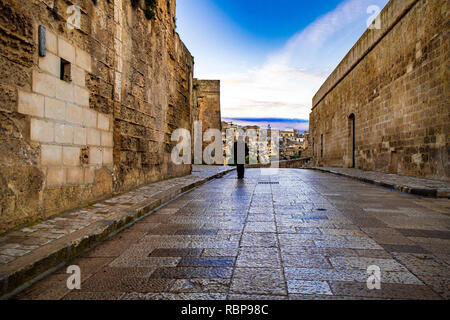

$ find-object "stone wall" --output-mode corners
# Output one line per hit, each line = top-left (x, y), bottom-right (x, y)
(193, 79), (221, 138)
(0, 0), (194, 234)
(309, 0), (449, 181)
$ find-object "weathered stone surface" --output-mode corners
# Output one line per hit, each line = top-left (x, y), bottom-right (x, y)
(10, 168), (450, 300)
(313, 167), (450, 198)
(0, 166), (235, 299)
(0, 0), (195, 234)
(309, 0), (449, 181)
(192, 79), (221, 159)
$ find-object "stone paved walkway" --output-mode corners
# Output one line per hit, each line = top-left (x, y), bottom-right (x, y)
(0, 165), (234, 298)
(15, 169), (450, 300)
(313, 167), (450, 198)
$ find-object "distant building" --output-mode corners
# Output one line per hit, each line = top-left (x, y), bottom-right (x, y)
(193, 79), (221, 151)
(279, 129), (308, 160)
(221, 122), (282, 164)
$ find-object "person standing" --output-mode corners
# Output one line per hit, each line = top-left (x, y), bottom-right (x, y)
(232, 136), (249, 179)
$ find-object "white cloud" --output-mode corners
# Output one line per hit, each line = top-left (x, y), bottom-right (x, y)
(271, 0), (373, 66)
(218, 0), (388, 120)
(220, 64), (323, 119)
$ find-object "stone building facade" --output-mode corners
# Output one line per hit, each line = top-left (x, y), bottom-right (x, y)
(193, 79), (221, 131)
(0, 0), (194, 234)
(192, 79), (221, 155)
(309, 0), (449, 181)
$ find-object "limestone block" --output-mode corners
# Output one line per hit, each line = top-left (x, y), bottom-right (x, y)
(62, 146), (81, 166)
(44, 97), (65, 121)
(46, 29), (57, 54)
(83, 108), (97, 128)
(41, 144), (62, 166)
(87, 128), (101, 146)
(67, 167), (84, 184)
(38, 52), (60, 77)
(97, 113), (110, 131)
(66, 103), (83, 125)
(74, 86), (89, 107)
(18, 90), (44, 117)
(55, 124), (74, 144)
(84, 166), (95, 184)
(30, 118), (54, 143)
(58, 38), (75, 63)
(103, 147), (113, 164)
(47, 167), (66, 187)
(72, 66), (85, 87)
(101, 131), (113, 147)
(55, 80), (74, 102)
(89, 147), (103, 165)
(32, 70), (56, 97)
(73, 127), (87, 145)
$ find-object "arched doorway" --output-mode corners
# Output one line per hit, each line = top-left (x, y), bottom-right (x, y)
(348, 114), (355, 168)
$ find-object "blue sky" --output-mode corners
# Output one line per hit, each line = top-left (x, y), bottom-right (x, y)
(176, 0), (389, 127)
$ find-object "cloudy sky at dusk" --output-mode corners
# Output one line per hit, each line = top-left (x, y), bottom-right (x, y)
(176, 0), (389, 128)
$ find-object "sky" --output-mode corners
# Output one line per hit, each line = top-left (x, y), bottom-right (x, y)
(176, 0), (389, 130)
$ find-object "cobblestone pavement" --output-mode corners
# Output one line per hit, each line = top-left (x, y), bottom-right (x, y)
(313, 167), (450, 197)
(16, 169), (450, 300)
(0, 165), (233, 267)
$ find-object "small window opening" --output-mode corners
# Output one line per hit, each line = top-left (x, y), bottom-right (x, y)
(60, 58), (72, 82)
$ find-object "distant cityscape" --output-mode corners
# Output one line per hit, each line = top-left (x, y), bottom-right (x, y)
(222, 118), (309, 132)
(221, 120), (309, 162)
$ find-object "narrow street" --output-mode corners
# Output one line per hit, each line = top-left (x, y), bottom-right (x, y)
(17, 169), (450, 300)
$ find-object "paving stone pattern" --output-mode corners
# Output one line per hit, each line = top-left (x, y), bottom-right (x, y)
(0, 166), (234, 296)
(15, 169), (450, 300)
(313, 167), (450, 198)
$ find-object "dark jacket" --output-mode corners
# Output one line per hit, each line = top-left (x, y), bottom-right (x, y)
(232, 141), (249, 165)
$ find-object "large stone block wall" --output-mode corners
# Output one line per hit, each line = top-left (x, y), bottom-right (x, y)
(194, 79), (221, 134)
(0, 0), (194, 234)
(192, 79), (221, 163)
(309, 0), (449, 181)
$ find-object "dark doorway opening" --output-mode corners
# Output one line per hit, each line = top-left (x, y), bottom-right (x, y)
(320, 134), (323, 158)
(349, 114), (355, 168)
(320, 134), (324, 159)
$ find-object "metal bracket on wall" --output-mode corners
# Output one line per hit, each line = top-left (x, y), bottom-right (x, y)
(38, 25), (46, 57)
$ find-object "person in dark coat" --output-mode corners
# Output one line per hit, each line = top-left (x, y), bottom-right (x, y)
(232, 136), (249, 179)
